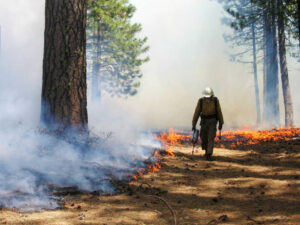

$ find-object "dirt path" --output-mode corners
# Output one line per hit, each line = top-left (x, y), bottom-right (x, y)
(0, 143), (299, 225)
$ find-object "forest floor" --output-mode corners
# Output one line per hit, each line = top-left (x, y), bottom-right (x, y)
(0, 140), (299, 225)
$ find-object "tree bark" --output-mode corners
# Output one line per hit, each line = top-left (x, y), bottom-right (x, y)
(263, 14), (268, 125)
(250, 4), (261, 126)
(263, 0), (280, 127)
(41, 0), (88, 131)
(92, 20), (101, 101)
(277, 0), (294, 127)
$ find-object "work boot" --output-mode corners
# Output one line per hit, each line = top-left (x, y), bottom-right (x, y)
(205, 153), (213, 161)
(204, 154), (209, 161)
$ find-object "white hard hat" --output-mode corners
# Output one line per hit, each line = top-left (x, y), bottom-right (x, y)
(202, 87), (214, 98)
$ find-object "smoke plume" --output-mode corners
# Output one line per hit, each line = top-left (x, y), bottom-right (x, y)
(0, 0), (160, 211)
(0, 0), (299, 210)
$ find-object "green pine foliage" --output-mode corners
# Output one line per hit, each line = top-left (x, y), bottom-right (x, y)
(87, 0), (149, 97)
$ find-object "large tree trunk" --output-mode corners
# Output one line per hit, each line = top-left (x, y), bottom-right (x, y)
(277, 0), (294, 127)
(92, 21), (101, 101)
(250, 4), (261, 126)
(41, 0), (88, 131)
(263, 0), (280, 127)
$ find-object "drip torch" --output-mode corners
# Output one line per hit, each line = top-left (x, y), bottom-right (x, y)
(218, 130), (222, 147)
(192, 129), (199, 155)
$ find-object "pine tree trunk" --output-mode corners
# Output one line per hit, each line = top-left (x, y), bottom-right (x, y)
(250, 5), (261, 126)
(92, 21), (101, 101)
(270, 0), (280, 126)
(277, 0), (294, 127)
(263, 15), (268, 124)
(263, 0), (280, 127)
(41, 0), (88, 131)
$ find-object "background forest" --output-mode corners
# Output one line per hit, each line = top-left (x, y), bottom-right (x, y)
(0, 0), (299, 222)
(0, 0), (299, 130)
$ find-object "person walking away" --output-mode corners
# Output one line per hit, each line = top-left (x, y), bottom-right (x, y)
(192, 87), (224, 160)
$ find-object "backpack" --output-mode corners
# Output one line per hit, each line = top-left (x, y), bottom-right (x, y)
(200, 97), (218, 120)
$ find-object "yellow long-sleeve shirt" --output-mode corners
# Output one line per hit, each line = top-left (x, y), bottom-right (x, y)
(192, 97), (224, 128)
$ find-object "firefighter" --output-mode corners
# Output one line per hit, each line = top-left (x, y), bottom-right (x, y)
(192, 87), (224, 161)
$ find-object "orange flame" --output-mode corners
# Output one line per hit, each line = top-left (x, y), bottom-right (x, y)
(155, 127), (190, 157)
(137, 171), (143, 177)
(147, 163), (162, 173)
(157, 127), (299, 148)
(219, 127), (300, 146)
(130, 127), (299, 183)
(165, 148), (175, 157)
(156, 127), (189, 146)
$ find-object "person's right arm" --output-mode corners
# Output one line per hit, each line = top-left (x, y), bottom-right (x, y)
(192, 99), (201, 130)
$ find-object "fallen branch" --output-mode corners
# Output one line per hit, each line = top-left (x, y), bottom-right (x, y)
(148, 195), (177, 225)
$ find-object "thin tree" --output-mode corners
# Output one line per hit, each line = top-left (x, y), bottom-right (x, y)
(221, 0), (296, 127)
(221, 0), (283, 127)
(250, 2), (261, 125)
(220, 0), (263, 125)
(262, 0), (280, 127)
(41, 0), (88, 131)
(277, 0), (294, 127)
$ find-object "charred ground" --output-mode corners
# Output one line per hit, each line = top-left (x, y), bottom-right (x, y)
(0, 130), (299, 225)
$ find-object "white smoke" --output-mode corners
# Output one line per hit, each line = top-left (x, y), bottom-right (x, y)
(0, 0), (161, 211)
(0, 119), (160, 210)
(2, 0), (298, 211)
(0, 84), (161, 210)
(0, 54), (160, 210)
(0, 69), (161, 211)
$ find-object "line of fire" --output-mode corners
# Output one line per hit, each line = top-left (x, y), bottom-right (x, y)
(0, 0), (299, 224)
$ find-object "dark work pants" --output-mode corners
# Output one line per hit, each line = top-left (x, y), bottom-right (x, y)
(200, 118), (217, 155)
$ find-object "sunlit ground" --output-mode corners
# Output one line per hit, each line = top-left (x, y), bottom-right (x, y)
(0, 139), (299, 225)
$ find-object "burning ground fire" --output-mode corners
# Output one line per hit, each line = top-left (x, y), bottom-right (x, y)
(155, 127), (300, 149)
(131, 163), (163, 181)
(127, 126), (298, 181)
(219, 127), (300, 148)
(2, 126), (298, 211)
(129, 128), (182, 182)
(157, 127), (190, 146)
